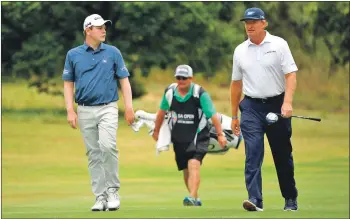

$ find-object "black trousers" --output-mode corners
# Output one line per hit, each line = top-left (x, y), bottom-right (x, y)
(239, 94), (298, 201)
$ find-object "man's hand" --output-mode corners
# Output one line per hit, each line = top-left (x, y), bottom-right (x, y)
(231, 118), (240, 136)
(124, 107), (135, 125)
(281, 102), (293, 118)
(152, 130), (159, 141)
(67, 110), (78, 129)
(218, 135), (227, 148)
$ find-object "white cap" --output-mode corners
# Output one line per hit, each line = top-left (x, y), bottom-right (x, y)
(83, 14), (112, 30)
(174, 64), (193, 78)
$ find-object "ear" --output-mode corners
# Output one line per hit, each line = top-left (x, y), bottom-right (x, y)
(264, 20), (269, 28)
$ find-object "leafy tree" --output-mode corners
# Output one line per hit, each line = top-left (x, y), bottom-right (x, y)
(1, 1), (349, 97)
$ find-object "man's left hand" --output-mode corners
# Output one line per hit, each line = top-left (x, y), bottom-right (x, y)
(218, 135), (227, 148)
(125, 107), (135, 125)
(281, 102), (293, 118)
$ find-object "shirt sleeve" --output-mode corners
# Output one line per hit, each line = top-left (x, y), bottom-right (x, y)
(115, 48), (130, 78)
(231, 49), (243, 81)
(199, 92), (216, 118)
(62, 51), (74, 81)
(159, 93), (170, 110)
(280, 40), (298, 74)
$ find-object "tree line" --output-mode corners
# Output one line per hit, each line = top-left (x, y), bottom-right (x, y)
(2, 2), (349, 97)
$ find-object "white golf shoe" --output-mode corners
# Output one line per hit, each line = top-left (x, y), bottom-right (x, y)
(106, 187), (120, 211)
(91, 195), (107, 211)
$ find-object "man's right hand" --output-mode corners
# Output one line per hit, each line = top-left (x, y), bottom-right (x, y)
(67, 110), (78, 129)
(152, 130), (159, 141)
(231, 118), (240, 136)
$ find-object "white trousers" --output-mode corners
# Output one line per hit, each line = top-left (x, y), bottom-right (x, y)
(77, 101), (119, 197)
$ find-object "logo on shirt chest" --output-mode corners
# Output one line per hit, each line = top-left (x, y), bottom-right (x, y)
(264, 50), (276, 55)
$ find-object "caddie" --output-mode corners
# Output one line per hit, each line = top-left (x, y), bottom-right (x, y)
(152, 64), (227, 206)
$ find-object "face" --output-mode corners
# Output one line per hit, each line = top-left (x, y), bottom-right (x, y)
(244, 20), (267, 38)
(176, 76), (192, 90)
(86, 24), (107, 42)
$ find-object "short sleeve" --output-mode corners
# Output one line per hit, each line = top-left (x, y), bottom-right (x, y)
(115, 48), (130, 78)
(231, 49), (243, 81)
(199, 92), (216, 118)
(62, 51), (74, 81)
(280, 40), (298, 74)
(159, 93), (170, 110)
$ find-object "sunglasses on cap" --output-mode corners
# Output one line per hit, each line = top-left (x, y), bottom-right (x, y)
(175, 76), (189, 81)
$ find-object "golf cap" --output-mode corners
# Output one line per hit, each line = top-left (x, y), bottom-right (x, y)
(240, 8), (266, 21)
(83, 14), (111, 30)
(174, 65), (193, 78)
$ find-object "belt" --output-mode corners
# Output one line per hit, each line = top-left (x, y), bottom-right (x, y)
(78, 102), (110, 106)
(245, 93), (284, 103)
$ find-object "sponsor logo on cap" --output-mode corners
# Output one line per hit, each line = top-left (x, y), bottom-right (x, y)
(85, 22), (91, 28)
(177, 67), (188, 73)
(247, 11), (254, 15)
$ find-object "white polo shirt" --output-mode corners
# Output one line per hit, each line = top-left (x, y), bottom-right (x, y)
(231, 31), (298, 98)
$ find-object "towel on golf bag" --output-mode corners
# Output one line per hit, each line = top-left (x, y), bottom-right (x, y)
(132, 110), (242, 155)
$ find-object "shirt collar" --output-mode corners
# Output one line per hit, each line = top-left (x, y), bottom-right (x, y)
(247, 31), (272, 47)
(83, 42), (106, 51)
(174, 83), (194, 99)
(83, 42), (90, 51)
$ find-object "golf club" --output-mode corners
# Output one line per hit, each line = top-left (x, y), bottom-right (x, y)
(275, 113), (321, 122)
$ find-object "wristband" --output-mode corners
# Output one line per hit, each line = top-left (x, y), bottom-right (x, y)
(232, 116), (238, 120)
(217, 132), (224, 137)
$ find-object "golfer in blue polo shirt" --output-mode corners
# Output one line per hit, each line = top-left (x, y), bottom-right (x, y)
(231, 8), (299, 212)
(62, 14), (134, 212)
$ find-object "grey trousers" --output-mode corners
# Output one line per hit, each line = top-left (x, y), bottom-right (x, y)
(77, 102), (119, 197)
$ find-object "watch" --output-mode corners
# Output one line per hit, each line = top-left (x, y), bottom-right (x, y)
(232, 116), (238, 120)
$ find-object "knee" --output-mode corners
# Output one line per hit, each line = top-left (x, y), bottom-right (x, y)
(99, 140), (117, 153)
(86, 148), (101, 163)
(188, 159), (201, 170)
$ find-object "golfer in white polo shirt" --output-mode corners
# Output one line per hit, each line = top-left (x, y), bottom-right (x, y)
(230, 7), (299, 212)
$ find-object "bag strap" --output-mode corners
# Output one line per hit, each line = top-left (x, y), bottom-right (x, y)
(165, 83), (204, 109)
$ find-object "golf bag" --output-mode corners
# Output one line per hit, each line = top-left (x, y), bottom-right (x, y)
(132, 110), (242, 155)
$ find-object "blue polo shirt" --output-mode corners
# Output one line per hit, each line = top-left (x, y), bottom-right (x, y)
(62, 42), (129, 105)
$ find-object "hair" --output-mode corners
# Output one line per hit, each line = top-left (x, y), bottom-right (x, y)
(83, 26), (93, 39)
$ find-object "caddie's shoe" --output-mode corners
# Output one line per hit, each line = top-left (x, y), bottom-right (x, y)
(284, 198), (298, 211)
(91, 195), (107, 211)
(106, 187), (120, 211)
(195, 198), (202, 206)
(243, 198), (263, 211)
(183, 197), (196, 206)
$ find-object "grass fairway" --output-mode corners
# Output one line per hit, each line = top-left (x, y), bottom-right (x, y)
(2, 110), (349, 218)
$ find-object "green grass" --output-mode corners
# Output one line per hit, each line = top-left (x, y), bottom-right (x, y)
(2, 111), (349, 218)
(1, 81), (349, 218)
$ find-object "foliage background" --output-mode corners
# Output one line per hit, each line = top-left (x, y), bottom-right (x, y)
(1, 2), (349, 111)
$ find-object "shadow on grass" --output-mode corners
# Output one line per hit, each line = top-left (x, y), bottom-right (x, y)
(1, 108), (126, 123)
(2, 108), (67, 115)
